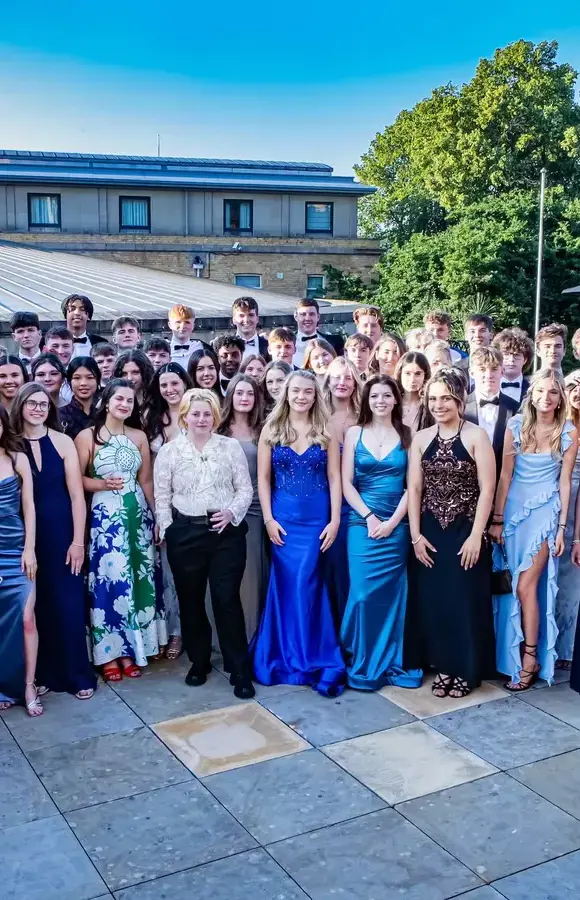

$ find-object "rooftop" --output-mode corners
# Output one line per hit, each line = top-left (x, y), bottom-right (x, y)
(0, 149), (375, 196)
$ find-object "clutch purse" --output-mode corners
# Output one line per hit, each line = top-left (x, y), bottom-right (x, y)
(491, 545), (512, 595)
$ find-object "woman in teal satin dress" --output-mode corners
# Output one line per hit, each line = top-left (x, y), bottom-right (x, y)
(341, 375), (422, 690)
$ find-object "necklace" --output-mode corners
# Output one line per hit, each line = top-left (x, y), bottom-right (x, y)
(369, 425), (393, 449)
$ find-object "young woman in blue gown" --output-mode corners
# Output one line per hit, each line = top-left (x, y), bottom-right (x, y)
(252, 370), (346, 696)
(341, 374), (422, 690)
(490, 370), (577, 690)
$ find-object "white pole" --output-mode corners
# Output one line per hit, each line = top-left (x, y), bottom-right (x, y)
(534, 168), (547, 371)
(157, 134), (161, 157)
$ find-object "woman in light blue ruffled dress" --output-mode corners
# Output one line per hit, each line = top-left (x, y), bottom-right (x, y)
(490, 370), (577, 691)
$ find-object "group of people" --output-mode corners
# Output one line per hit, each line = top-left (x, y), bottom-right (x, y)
(2, 292), (580, 717)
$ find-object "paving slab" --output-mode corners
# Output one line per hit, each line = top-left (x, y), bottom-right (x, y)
(509, 749), (580, 820)
(204, 747), (385, 843)
(1, 686), (141, 752)
(268, 808), (481, 900)
(323, 720), (496, 804)
(261, 686), (414, 746)
(381, 676), (506, 719)
(455, 890), (506, 899)
(113, 849), (309, 899)
(493, 849), (580, 899)
(0, 815), (107, 900)
(28, 726), (193, 811)
(0, 750), (57, 828)
(428, 696), (580, 769)
(398, 773), (580, 882)
(518, 682), (580, 729)
(153, 701), (309, 776)
(65, 780), (256, 891)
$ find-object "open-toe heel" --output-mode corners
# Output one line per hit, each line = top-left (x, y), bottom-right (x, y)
(448, 677), (471, 699)
(505, 643), (540, 693)
(432, 674), (453, 698)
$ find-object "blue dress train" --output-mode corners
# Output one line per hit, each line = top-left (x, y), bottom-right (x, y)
(251, 443), (346, 696)
(494, 415), (574, 685)
(0, 474), (32, 704)
(341, 432), (421, 690)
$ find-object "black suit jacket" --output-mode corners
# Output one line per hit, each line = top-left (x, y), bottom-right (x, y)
(464, 391), (520, 481)
(294, 330), (344, 356)
(499, 376), (530, 409)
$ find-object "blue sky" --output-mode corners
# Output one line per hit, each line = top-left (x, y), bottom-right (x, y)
(1, 1), (580, 174)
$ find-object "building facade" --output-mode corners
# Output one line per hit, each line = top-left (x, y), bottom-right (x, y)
(0, 150), (379, 297)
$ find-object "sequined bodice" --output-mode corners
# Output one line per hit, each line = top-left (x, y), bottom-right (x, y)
(421, 430), (479, 528)
(271, 443), (329, 498)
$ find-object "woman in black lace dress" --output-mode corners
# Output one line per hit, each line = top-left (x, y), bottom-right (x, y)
(407, 369), (496, 697)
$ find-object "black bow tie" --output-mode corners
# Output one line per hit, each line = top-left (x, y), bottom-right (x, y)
(220, 378), (230, 391)
(300, 334), (317, 342)
(479, 397), (500, 407)
(73, 336), (88, 344)
(244, 336), (257, 345)
(501, 381), (520, 389)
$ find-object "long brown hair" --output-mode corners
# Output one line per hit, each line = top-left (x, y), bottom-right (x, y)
(368, 332), (405, 375)
(357, 374), (411, 449)
(10, 382), (62, 435)
(0, 403), (24, 455)
(218, 373), (264, 442)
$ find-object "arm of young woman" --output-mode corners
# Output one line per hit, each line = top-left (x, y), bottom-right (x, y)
(152, 443), (174, 541)
(556, 427), (578, 558)
(59, 434), (87, 575)
(135, 432), (155, 512)
(258, 429), (285, 546)
(488, 426), (516, 546)
(408, 432), (436, 567)
(320, 432), (341, 552)
(74, 430), (124, 493)
(458, 427), (495, 570)
(342, 426), (379, 538)
(15, 452), (36, 580)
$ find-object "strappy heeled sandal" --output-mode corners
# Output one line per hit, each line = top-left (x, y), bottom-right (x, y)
(505, 643), (540, 692)
(449, 677), (471, 699)
(166, 636), (182, 660)
(432, 674), (453, 697)
(25, 682), (44, 717)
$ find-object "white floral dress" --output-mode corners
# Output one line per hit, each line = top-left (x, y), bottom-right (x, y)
(89, 433), (167, 666)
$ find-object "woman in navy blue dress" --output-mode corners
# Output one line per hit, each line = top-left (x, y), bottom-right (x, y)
(252, 370), (345, 696)
(12, 384), (96, 699)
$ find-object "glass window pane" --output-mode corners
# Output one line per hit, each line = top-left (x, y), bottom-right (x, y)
(234, 274), (261, 288)
(120, 198), (149, 228)
(29, 195), (60, 226)
(306, 275), (325, 299)
(225, 200), (252, 232)
(306, 203), (332, 232)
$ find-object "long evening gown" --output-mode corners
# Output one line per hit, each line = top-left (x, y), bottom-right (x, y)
(25, 434), (96, 694)
(341, 432), (422, 690)
(494, 416), (574, 685)
(323, 443), (350, 627)
(555, 446), (580, 662)
(408, 425), (495, 687)
(251, 443), (346, 696)
(88, 433), (167, 667)
(151, 434), (181, 640)
(0, 473), (32, 704)
(237, 439), (268, 642)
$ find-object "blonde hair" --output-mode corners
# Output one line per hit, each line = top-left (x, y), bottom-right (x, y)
(470, 346), (503, 370)
(303, 338), (336, 371)
(169, 304), (195, 322)
(519, 369), (568, 457)
(322, 357), (362, 416)
(264, 370), (331, 448)
(565, 370), (580, 429)
(424, 339), (452, 365)
(178, 388), (221, 430)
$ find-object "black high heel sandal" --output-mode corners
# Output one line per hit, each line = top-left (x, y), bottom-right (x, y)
(448, 677), (471, 699)
(505, 643), (540, 692)
(432, 674), (453, 697)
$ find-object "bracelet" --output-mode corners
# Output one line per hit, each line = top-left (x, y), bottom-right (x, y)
(572, 539), (580, 545)
(363, 510), (373, 520)
(411, 535), (422, 545)
(72, 542), (85, 548)
(264, 518), (274, 527)
(559, 524), (566, 530)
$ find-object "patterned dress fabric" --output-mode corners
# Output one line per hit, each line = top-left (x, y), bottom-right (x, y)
(88, 433), (167, 666)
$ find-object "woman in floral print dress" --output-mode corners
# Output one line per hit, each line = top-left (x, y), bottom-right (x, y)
(76, 378), (167, 681)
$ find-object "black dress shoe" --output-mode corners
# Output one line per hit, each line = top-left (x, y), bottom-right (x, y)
(232, 677), (255, 699)
(185, 664), (211, 687)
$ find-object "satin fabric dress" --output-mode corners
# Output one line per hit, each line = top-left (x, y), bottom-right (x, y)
(494, 416), (574, 685)
(251, 443), (346, 696)
(237, 439), (268, 642)
(555, 447), (580, 662)
(0, 474), (32, 704)
(323, 443), (350, 628)
(340, 432), (422, 690)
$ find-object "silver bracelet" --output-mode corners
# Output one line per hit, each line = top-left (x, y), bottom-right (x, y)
(411, 535), (422, 545)
(572, 539), (580, 545)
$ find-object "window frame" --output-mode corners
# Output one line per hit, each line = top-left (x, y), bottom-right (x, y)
(224, 199), (254, 235)
(27, 193), (62, 230)
(119, 195), (151, 232)
(306, 274), (326, 300)
(234, 274), (262, 289)
(305, 201), (334, 235)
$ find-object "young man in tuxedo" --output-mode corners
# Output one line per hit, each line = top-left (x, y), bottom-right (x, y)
(492, 328), (533, 408)
(10, 311), (43, 371)
(464, 347), (519, 480)
(268, 328), (299, 368)
(214, 334), (244, 395)
(168, 305), (210, 370)
(352, 306), (383, 346)
(61, 294), (107, 359)
(293, 298), (344, 367)
(232, 296), (268, 360)
(535, 322), (567, 374)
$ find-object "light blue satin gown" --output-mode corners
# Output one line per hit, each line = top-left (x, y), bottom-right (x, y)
(494, 415), (575, 685)
(340, 430), (422, 690)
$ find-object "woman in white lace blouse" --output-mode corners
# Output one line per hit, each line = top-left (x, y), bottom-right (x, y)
(153, 388), (255, 699)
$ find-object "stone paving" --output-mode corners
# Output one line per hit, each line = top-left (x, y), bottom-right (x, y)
(2, 656), (580, 899)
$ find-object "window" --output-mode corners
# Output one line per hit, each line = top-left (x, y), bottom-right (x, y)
(224, 200), (253, 234)
(27, 194), (61, 229)
(234, 274), (262, 289)
(305, 202), (333, 234)
(119, 196), (151, 231)
(306, 275), (326, 299)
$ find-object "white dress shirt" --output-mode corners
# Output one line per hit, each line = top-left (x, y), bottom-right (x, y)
(477, 393), (500, 443)
(154, 432), (252, 539)
(293, 331), (320, 368)
(59, 381), (73, 406)
(170, 339), (204, 371)
(71, 333), (94, 359)
(238, 332), (260, 360)
(18, 348), (41, 372)
(500, 378), (522, 404)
